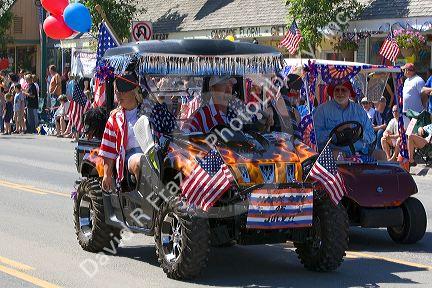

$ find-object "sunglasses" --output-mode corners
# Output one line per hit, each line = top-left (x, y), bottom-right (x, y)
(392, 110), (398, 113)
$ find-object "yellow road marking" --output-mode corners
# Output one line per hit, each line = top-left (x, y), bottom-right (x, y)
(346, 251), (432, 270)
(0, 180), (69, 198)
(0, 264), (61, 288)
(0, 256), (34, 271)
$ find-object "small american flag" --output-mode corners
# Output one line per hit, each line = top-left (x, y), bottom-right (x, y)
(181, 149), (234, 211)
(68, 82), (91, 132)
(379, 31), (400, 62)
(279, 20), (303, 55)
(150, 103), (178, 134)
(308, 144), (346, 205)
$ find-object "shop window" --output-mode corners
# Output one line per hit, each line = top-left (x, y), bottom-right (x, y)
(13, 16), (23, 34)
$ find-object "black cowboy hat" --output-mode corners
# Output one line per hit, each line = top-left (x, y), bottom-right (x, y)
(115, 72), (139, 92)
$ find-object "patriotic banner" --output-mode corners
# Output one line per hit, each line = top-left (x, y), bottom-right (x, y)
(379, 31), (400, 63)
(181, 149), (234, 211)
(279, 20), (303, 55)
(298, 114), (317, 151)
(246, 187), (313, 229)
(308, 143), (346, 205)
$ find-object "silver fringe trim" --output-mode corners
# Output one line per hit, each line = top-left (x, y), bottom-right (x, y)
(105, 53), (283, 75)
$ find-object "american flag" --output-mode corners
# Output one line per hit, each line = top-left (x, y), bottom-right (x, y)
(93, 22), (119, 108)
(183, 101), (226, 133)
(379, 31), (400, 62)
(68, 82), (91, 132)
(181, 149), (234, 211)
(299, 114), (317, 151)
(150, 103), (178, 135)
(279, 20), (303, 55)
(308, 144), (346, 205)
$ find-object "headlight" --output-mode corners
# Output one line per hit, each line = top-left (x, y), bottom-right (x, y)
(302, 156), (317, 181)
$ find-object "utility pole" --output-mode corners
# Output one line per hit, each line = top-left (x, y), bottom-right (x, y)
(35, 0), (47, 103)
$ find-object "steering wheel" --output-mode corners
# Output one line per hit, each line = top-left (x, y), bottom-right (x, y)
(329, 121), (363, 155)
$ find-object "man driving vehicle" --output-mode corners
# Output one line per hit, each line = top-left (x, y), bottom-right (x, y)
(184, 76), (237, 133)
(314, 79), (376, 155)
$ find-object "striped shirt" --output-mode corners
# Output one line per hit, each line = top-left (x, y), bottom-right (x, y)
(99, 108), (128, 181)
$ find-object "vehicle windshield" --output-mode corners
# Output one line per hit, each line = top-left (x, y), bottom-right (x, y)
(143, 75), (297, 135)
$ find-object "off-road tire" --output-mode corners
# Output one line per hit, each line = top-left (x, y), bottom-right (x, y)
(387, 197), (427, 244)
(73, 178), (121, 253)
(155, 196), (210, 279)
(294, 194), (349, 272)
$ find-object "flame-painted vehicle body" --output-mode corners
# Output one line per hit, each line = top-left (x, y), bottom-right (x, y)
(284, 58), (426, 244)
(73, 40), (349, 280)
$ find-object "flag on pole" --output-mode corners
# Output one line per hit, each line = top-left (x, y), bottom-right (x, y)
(181, 149), (234, 211)
(308, 144), (346, 205)
(93, 22), (119, 108)
(279, 20), (303, 55)
(379, 31), (400, 62)
(68, 82), (91, 132)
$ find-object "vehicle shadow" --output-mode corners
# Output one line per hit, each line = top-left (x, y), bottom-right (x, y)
(191, 244), (424, 288)
(114, 245), (160, 267)
(349, 227), (432, 253)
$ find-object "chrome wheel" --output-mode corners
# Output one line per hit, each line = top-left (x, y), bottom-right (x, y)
(160, 212), (183, 263)
(79, 195), (93, 237)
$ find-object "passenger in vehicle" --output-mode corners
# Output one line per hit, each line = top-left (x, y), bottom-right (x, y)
(314, 79), (376, 155)
(99, 72), (144, 192)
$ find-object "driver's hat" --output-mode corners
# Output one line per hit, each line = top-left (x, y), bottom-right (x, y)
(209, 76), (237, 87)
(114, 72), (139, 92)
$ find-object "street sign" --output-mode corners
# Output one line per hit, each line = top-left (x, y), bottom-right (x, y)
(131, 21), (153, 41)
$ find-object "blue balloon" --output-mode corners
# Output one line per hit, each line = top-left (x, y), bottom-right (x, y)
(64, 3), (92, 33)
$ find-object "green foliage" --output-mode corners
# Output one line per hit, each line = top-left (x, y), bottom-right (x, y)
(83, 0), (146, 41)
(0, 0), (14, 51)
(286, 0), (364, 53)
(394, 29), (426, 51)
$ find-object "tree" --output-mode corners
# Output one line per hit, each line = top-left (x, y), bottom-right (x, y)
(84, 0), (146, 41)
(286, 0), (364, 55)
(0, 0), (14, 52)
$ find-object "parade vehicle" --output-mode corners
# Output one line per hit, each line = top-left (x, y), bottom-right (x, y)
(73, 39), (350, 280)
(284, 58), (427, 244)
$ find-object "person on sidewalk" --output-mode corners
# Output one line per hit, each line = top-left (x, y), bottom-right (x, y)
(381, 105), (410, 161)
(23, 74), (39, 134)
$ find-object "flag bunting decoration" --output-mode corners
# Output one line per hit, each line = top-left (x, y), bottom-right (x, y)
(279, 20), (303, 55)
(180, 149), (234, 211)
(308, 144), (346, 205)
(395, 72), (409, 169)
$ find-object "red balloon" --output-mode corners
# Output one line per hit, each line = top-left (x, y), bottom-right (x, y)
(43, 15), (74, 40)
(41, 0), (69, 15)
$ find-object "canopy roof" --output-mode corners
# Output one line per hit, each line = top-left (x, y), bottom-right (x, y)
(103, 39), (283, 76)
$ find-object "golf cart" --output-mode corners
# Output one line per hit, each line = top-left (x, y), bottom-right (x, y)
(73, 40), (350, 280)
(284, 58), (427, 244)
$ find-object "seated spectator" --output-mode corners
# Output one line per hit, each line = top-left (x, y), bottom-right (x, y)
(361, 97), (375, 121)
(381, 105), (410, 161)
(407, 122), (432, 167)
(54, 95), (70, 137)
(373, 97), (389, 150)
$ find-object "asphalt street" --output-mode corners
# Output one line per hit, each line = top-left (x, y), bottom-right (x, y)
(0, 134), (431, 288)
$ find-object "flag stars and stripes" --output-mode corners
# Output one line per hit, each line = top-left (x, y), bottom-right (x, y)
(379, 31), (400, 62)
(279, 20), (303, 55)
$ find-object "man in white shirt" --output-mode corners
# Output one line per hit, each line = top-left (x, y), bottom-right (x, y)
(402, 63), (425, 113)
